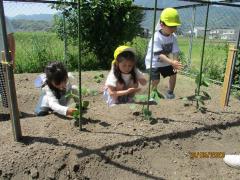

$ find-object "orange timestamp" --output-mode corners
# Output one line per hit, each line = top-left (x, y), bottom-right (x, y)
(190, 152), (225, 159)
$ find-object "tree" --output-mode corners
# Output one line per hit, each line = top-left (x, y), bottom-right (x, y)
(52, 0), (144, 69)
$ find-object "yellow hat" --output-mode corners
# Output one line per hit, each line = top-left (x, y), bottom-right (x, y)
(160, 8), (181, 27)
(112, 45), (136, 64)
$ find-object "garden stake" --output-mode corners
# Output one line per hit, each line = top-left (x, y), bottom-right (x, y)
(147, 0), (157, 112)
(197, 3), (209, 108)
(78, 0), (83, 130)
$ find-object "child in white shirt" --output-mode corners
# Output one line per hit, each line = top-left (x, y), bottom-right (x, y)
(104, 46), (147, 106)
(35, 61), (77, 116)
(145, 8), (182, 99)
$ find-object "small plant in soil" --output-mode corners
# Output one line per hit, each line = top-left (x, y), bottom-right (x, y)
(81, 86), (98, 96)
(181, 73), (211, 112)
(93, 73), (104, 83)
(130, 94), (153, 121)
(149, 88), (164, 103)
(233, 90), (240, 100)
(65, 91), (90, 124)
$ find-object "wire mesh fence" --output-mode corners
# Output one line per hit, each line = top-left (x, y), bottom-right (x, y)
(1, 0), (240, 111)
(139, 2), (240, 89)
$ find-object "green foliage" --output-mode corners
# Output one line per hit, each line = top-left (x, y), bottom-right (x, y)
(195, 73), (210, 88)
(14, 32), (230, 76)
(182, 73), (211, 111)
(15, 32), (64, 73)
(52, 0), (144, 69)
(128, 36), (148, 70)
(93, 73), (104, 83)
(202, 42), (228, 81)
(133, 94), (153, 121)
(178, 37), (228, 82)
(80, 86), (98, 96)
(14, 32), (100, 73)
(149, 88), (164, 103)
(65, 90), (90, 121)
(195, 73), (211, 109)
(178, 51), (188, 71)
(233, 49), (240, 87)
(72, 100), (89, 120)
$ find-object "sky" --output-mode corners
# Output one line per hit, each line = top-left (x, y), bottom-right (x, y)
(4, 0), (240, 17)
(3, 1), (58, 17)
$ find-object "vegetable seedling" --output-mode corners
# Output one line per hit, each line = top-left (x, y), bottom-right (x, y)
(181, 73), (211, 112)
(94, 73), (104, 83)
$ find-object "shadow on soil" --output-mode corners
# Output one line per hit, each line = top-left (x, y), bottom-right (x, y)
(20, 116), (240, 180)
(0, 111), (35, 121)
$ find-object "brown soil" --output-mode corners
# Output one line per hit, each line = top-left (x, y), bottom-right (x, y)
(1, 71), (240, 180)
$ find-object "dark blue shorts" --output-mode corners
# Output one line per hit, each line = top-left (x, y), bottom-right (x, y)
(150, 65), (176, 80)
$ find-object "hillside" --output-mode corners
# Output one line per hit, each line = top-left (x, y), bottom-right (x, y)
(11, 19), (53, 32)
(134, 0), (240, 32)
(9, 14), (53, 22)
(8, 1), (240, 32)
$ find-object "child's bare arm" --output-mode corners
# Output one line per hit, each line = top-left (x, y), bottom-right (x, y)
(159, 54), (182, 70)
(108, 86), (140, 97)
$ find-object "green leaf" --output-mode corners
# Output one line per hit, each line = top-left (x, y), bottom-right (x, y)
(181, 97), (188, 101)
(202, 91), (211, 99)
(150, 89), (164, 103)
(82, 101), (89, 109)
(195, 95), (202, 101)
(89, 89), (98, 96)
(195, 73), (201, 85)
(201, 79), (210, 87)
(143, 107), (152, 119)
(199, 99), (205, 105)
(73, 110), (79, 120)
(134, 94), (148, 102)
(81, 87), (89, 96)
(65, 93), (73, 98)
(95, 79), (101, 83)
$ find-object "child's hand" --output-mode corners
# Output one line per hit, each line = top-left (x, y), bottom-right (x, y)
(172, 60), (182, 72)
(127, 87), (141, 94)
(66, 107), (77, 117)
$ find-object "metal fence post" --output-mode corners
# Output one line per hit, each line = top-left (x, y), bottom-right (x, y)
(188, 6), (196, 69)
(78, 0), (82, 130)
(197, 4), (210, 101)
(146, 0), (158, 112)
(0, 0), (22, 141)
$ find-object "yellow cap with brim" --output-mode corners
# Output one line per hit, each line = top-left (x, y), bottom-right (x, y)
(160, 8), (181, 27)
(112, 45), (136, 64)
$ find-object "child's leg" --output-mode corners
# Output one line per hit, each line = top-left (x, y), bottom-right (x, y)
(159, 66), (177, 99)
(103, 83), (125, 106)
(114, 82), (125, 102)
(168, 74), (176, 92)
(152, 79), (160, 90)
(150, 67), (161, 90)
(35, 93), (50, 116)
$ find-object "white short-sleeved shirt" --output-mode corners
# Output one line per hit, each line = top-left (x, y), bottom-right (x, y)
(145, 30), (180, 69)
(34, 73), (77, 116)
(105, 67), (145, 88)
(0, 17), (15, 61)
